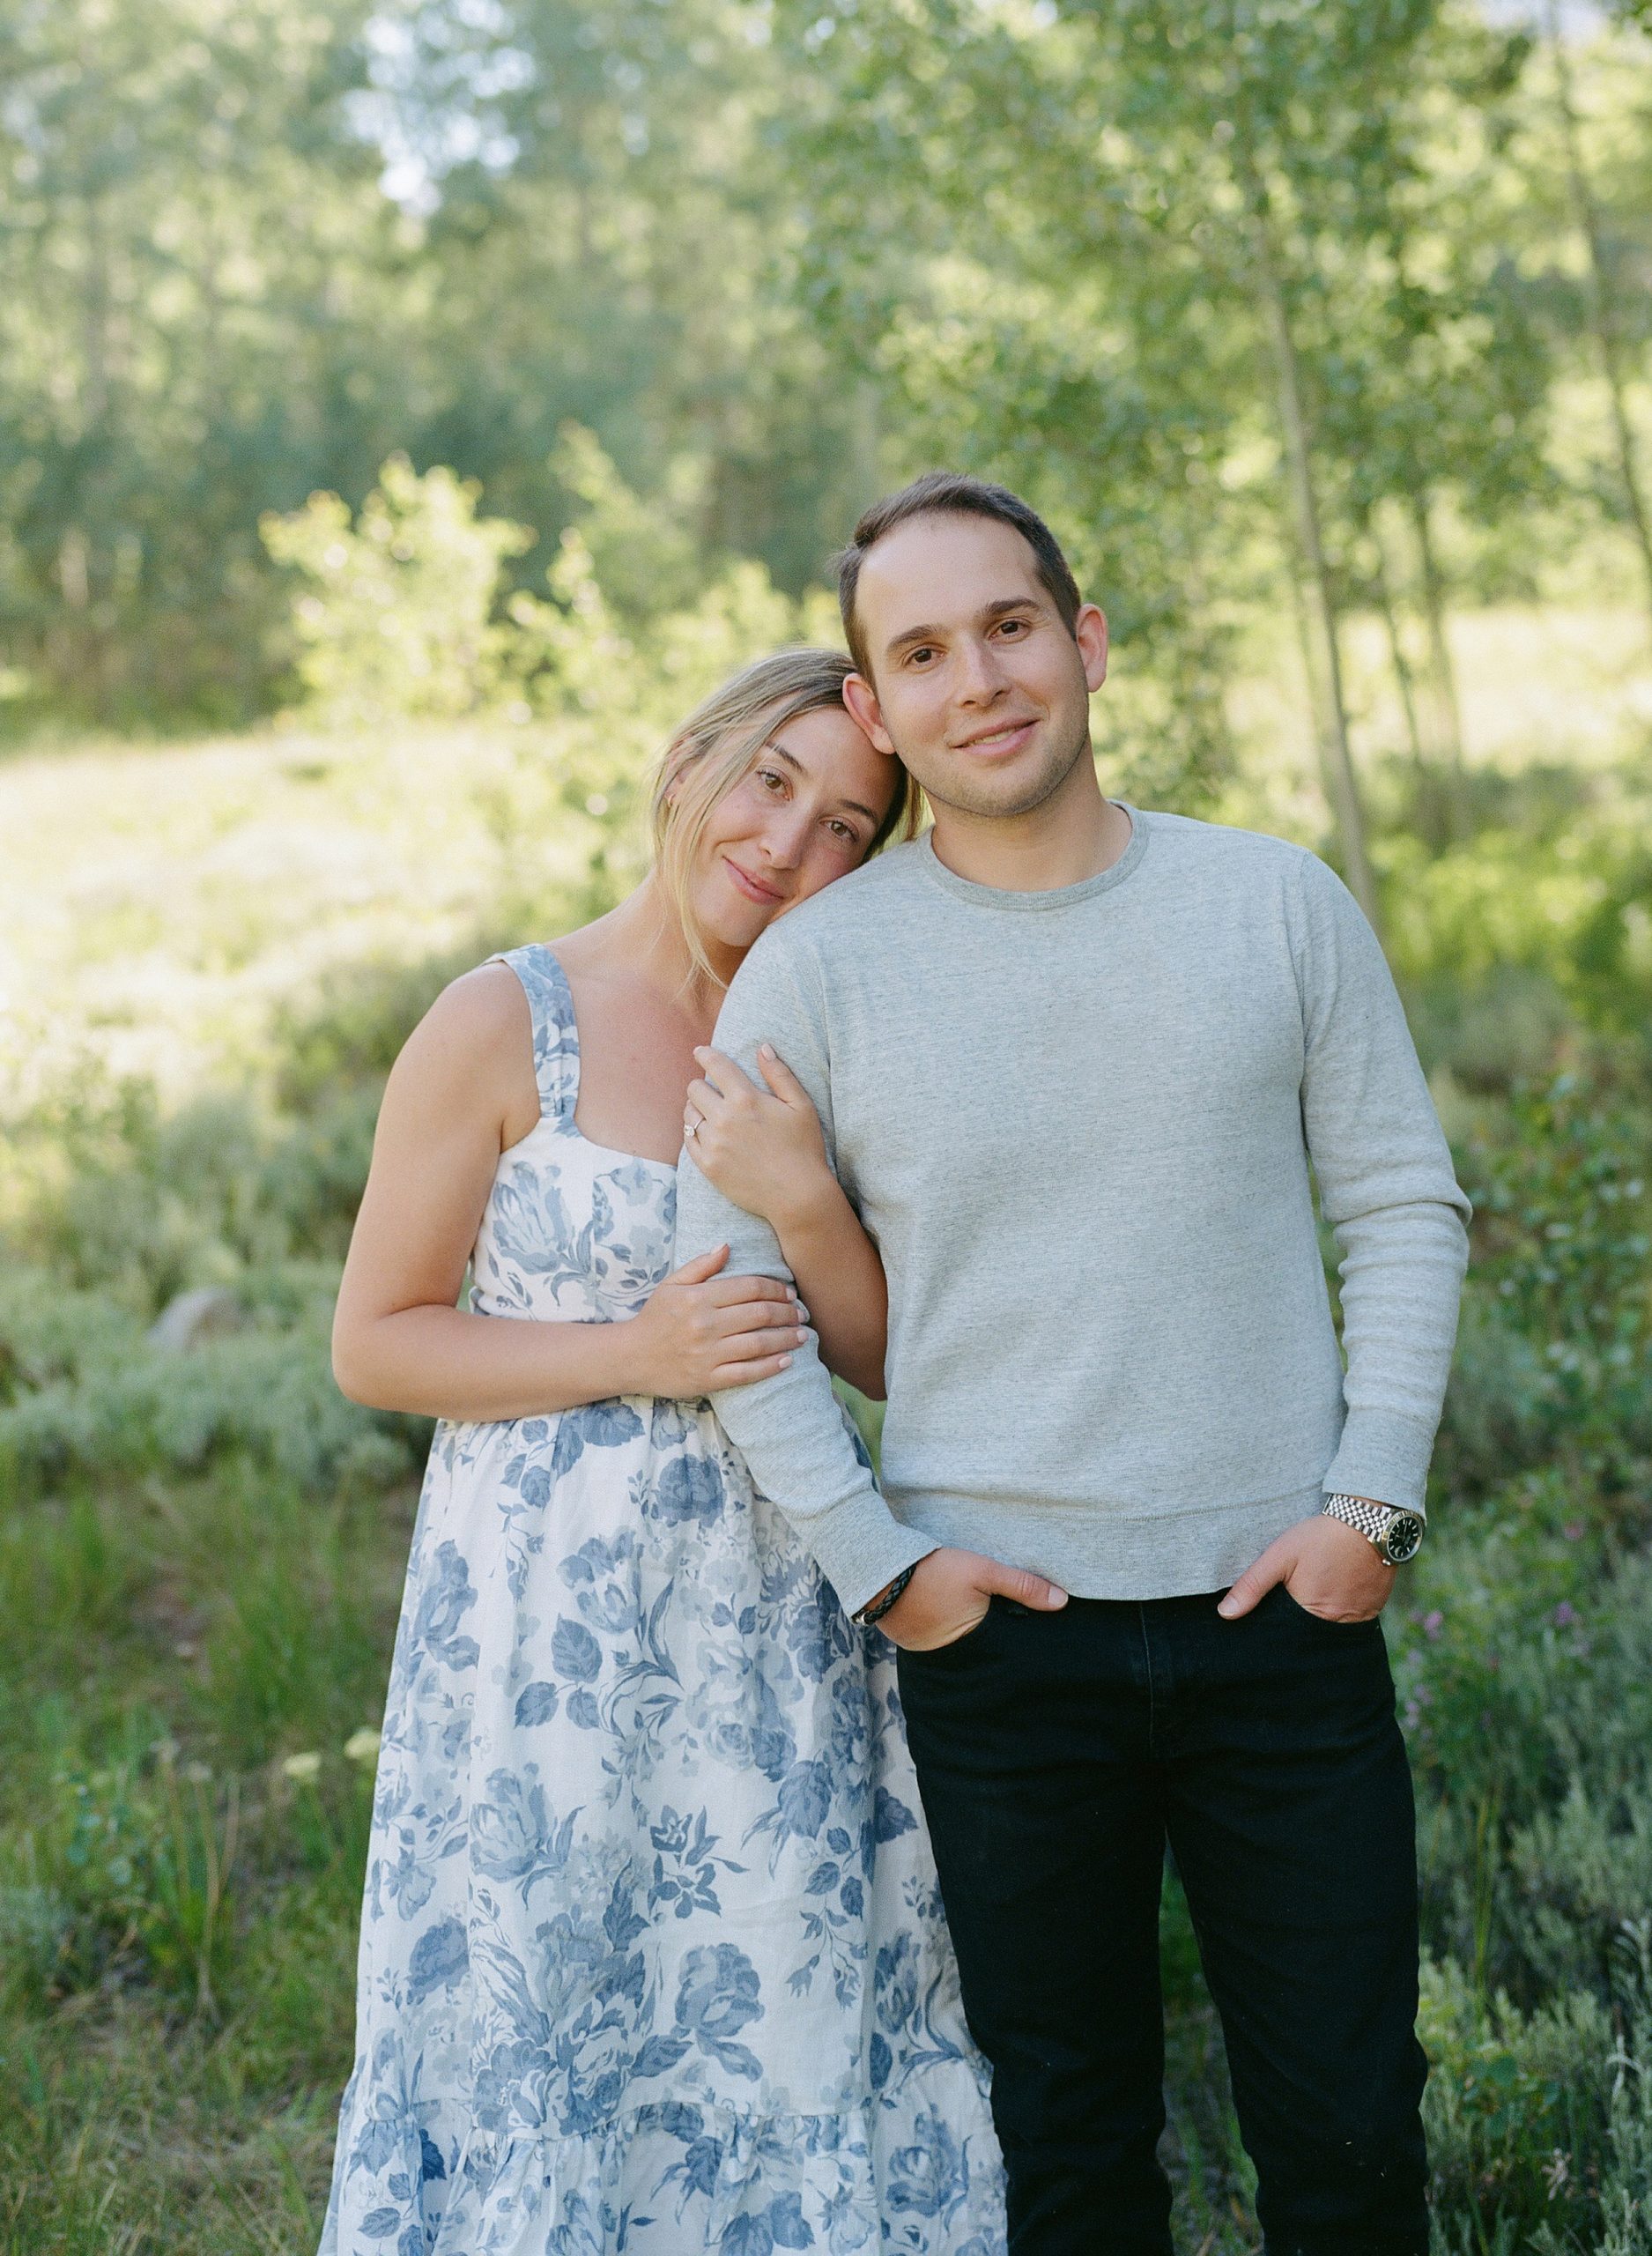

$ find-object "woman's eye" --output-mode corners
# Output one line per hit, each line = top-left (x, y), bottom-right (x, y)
(757, 768), (786, 792)
(827, 820), (858, 844)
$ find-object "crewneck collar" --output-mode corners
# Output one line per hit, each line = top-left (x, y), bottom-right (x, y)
(915, 802), (1148, 912)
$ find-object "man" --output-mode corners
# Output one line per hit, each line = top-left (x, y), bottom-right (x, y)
(674, 472), (1470, 2254)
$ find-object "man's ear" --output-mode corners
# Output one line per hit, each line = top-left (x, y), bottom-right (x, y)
(1076, 604), (1108, 694)
(842, 672), (896, 757)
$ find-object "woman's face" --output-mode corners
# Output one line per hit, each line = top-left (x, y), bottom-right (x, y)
(688, 703), (900, 953)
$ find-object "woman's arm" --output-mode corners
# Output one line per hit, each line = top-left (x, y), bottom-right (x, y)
(684, 1044), (889, 1399)
(332, 968), (805, 1421)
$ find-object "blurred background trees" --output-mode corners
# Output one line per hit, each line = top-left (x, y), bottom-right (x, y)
(4, 0), (1648, 780)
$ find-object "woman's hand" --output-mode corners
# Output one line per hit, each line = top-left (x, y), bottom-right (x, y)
(683, 1045), (888, 1400)
(684, 1045), (833, 1233)
(626, 1245), (809, 1398)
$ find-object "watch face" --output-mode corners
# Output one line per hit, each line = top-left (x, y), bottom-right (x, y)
(1384, 1513), (1425, 1564)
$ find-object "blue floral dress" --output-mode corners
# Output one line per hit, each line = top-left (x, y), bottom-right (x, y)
(319, 945), (1004, 2256)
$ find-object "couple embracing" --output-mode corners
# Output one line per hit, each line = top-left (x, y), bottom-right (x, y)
(319, 475), (1470, 2256)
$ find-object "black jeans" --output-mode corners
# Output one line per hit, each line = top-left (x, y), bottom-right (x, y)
(896, 1586), (1428, 2256)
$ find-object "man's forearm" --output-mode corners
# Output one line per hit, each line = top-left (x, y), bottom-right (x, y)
(1322, 1192), (1469, 1513)
(707, 1332), (930, 1614)
(675, 1122), (923, 1614)
(774, 1175), (888, 1401)
(672, 933), (930, 1614)
(1296, 857), (1472, 1515)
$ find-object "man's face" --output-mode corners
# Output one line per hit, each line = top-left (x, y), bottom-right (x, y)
(842, 512), (1108, 822)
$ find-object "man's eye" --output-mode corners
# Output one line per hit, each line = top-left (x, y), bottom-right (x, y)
(907, 647), (936, 667)
(996, 618), (1029, 637)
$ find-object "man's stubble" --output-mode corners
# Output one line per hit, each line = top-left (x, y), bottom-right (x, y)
(903, 704), (1094, 827)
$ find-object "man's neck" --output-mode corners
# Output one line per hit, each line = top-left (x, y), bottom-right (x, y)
(928, 758), (1132, 893)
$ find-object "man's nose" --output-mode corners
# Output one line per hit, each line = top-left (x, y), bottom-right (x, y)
(954, 634), (1007, 704)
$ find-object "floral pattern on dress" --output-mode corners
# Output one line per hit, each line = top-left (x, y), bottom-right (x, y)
(319, 943), (1005, 2256)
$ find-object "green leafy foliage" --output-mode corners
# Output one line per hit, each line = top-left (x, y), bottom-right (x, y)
(262, 458), (534, 724)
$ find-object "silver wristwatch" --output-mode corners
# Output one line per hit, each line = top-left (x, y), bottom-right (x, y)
(1321, 1491), (1425, 1567)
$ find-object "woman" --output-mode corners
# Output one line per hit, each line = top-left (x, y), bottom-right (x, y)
(318, 649), (1005, 2256)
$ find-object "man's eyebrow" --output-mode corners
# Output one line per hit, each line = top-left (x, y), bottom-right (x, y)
(884, 620), (945, 658)
(762, 739), (880, 827)
(884, 594), (1042, 657)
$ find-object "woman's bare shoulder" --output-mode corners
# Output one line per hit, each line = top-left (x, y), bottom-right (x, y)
(411, 960), (530, 1059)
(386, 961), (539, 1143)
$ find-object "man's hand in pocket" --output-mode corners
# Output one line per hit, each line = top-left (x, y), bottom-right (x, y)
(878, 1547), (1069, 1651)
(1218, 1513), (1395, 1624)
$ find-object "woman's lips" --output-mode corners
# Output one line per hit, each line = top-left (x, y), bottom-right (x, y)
(723, 856), (786, 906)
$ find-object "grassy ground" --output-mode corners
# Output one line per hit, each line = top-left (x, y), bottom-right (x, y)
(4, 613), (1652, 2252)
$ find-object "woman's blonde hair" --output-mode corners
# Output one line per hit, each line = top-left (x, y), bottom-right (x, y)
(648, 648), (921, 987)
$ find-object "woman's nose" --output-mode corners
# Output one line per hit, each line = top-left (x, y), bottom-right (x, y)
(759, 806), (812, 867)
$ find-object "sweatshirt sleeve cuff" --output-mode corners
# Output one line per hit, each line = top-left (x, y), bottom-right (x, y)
(804, 1493), (936, 1620)
(1322, 1406), (1441, 1519)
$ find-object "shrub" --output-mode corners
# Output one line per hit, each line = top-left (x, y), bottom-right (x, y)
(262, 456), (533, 724)
(0, 1287), (421, 1503)
(1445, 1080), (1652, 1486)
(1421, 1950), (1615, 2248)
(1593, 1932), (1652, 2254)
(1402, 1509), (1652, 2000)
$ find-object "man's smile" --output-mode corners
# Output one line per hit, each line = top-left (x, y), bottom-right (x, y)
(949, 715), (1041, 758)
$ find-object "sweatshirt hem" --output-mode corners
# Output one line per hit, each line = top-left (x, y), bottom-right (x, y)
(890, 1482), (1331, 1603)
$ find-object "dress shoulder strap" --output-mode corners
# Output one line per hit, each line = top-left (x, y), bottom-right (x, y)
(487, 945), (579, 1125)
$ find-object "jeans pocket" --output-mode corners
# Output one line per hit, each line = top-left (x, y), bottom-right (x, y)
(1275, 1584), (1384, 1637)
(904, 1597), (999, 1661)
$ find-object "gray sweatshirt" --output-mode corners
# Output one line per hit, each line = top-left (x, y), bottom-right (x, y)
(674, 807), (1471, 1619)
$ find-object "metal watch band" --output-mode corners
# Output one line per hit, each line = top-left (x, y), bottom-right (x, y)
(1321, 1490), (1423, 1564)
(1322, 1491), (1395, 1546)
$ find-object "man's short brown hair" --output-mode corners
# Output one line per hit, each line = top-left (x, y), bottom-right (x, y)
(834, 472), (1084, 680)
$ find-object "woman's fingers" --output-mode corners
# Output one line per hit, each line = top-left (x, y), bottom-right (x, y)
(693, 1046), (740, 1086)
(663, 1244), (730, 1285)
(702, 1274), (796, 1310)
(717, 1321), (808, 1362)
(715, 1302), (808, 1344)
(691, 1050), (774, 1117)
(754, 1043), (807, 1104)
(709, 1350), (796, 1389)
(685, 1075), (724, 1117)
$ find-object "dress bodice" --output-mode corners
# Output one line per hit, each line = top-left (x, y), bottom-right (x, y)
(469, 945), (678, 1325)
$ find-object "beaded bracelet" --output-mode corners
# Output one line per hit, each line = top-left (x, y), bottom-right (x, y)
(857, 1562), (917, 1629)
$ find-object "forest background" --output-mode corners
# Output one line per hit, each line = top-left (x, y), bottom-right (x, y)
(4, 0), (1652, 2249)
